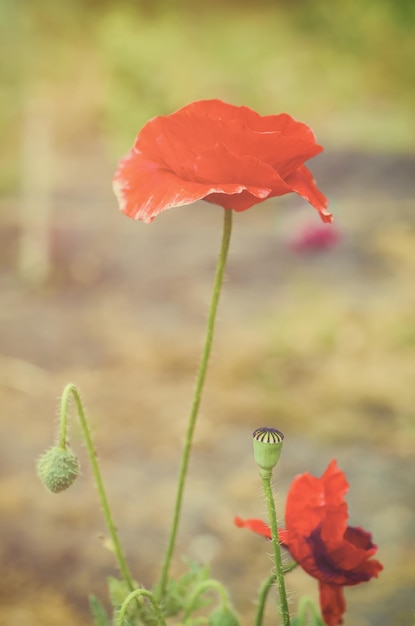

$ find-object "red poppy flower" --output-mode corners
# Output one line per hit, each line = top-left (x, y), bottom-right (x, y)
(235, 460), (383, 626)
(113, 99), (331, 224)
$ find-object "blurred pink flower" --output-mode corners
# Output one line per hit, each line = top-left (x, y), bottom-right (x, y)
(290, 222), (341, 253)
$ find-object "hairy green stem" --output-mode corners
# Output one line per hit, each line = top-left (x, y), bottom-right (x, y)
(254, 563), (298, 626)
(255, 573), (276, 626)
(59, 383), (135, 592)
(157, 209), (233, 599)
(117, 589), (167, 626)
(261, 472), (291, 626)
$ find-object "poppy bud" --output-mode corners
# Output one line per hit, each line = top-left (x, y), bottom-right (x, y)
(209, 607), (240, 626)
(37, 446), (80, 493)
(252, 427), (284, 477)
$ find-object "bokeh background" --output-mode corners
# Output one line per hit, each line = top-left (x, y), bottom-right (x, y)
(0, 0), (414, 625)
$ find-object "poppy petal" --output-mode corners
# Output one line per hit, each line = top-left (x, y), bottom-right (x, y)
(114, 99), (330, 221)
(234, 516), (272, 539)
(297, 525), (382, 586)
(284, 460), (383, 590)
(319, 582), (346, 626)
(234, 516), (290, 546)
(138, 108), (323, 189)
(285, 165), (332, 223)
(113, 148), (269, 221)
(177, 99), (319, 141)
(324, 526), (384, 584)
(285, 459), (348, 539)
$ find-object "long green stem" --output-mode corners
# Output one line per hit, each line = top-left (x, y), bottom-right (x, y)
(59, 383), (136, 592)
(157, 209), (233, 599)
(261, 474), (291, 626)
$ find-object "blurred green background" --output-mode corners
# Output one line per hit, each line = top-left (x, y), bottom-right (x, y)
(1, 0), (415, 193)
(0, 1), (414, 625)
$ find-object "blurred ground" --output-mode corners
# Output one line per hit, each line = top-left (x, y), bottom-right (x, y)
(1, 1), (415, 625)
(0, 141), (414, 626)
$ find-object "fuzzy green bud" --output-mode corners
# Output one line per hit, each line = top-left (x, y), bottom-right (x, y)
(37, 445), (80, 493)
(252, 427), (284, 477)
(209, 607), (240, 626)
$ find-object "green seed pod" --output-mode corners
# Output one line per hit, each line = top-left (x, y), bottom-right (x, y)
(37, 446), (80, 493)
(209, 607), (240, 626)
(252, 427), (284, 477)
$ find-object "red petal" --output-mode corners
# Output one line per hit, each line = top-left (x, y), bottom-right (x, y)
(285, 165), (332, 223)
(114, 99), (330, 220)
(204, 190), (270, 211)
(234, 516), (272, 539)
(193, 144), (283, 189)
(234, 516), (290, 546)
(278, 528), (290, 547)
(284, 460), (383, 587)
(285, 460), (348, 540)
(283, 461), (348, 579)
(138, 104), (323, 188)
(319, 460), (350, 545)
(319, 583), (346, 626)
(113, 148), (267, 221)
(176, 100), (319, 141)
(324, 526), (384, 584)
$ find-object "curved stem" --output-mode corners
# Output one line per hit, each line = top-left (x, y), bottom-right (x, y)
(296, 597), (324, 625)
(255, 573), (275, 626)
(117, 589), (167, 626)
(182, 579), (229, 622)
(254, 564), (298, 626)
(261, 472), (291, 626)
(283, 561), (299, 575)
(157, 209), (233, 599)
(59, 383), (135, 592)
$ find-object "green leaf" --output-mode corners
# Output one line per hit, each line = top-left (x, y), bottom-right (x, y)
(89, 595), (110, 626)
(208, 606), (239, 626)
(108, 576), (132, 608)
(158, 560), (212, 618)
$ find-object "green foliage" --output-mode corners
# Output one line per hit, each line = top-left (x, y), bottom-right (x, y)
(208, 606), (240, 626)
(291, 616), (325, 626)
(100, 562), (213, 626)
(1, 0), (415, 194)
(97, 0), (415, 153)
(89, 595), (111, 626)
(292, 597), (325, 626)
(160, 561), (212, 618)
(107, 576), (139, 626)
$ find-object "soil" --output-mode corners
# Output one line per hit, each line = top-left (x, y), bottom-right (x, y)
(0, 142), (414, 626)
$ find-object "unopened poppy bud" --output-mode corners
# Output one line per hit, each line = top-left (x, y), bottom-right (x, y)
(253, 427), (284, 477)
(209, 607), (239, 626)
(37, 446), (80, 493)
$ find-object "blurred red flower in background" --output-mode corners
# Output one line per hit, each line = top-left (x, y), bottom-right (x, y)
(289, 222), (341, 253)
(113, 99), (331, 223)
(235, 460), (383, 626)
